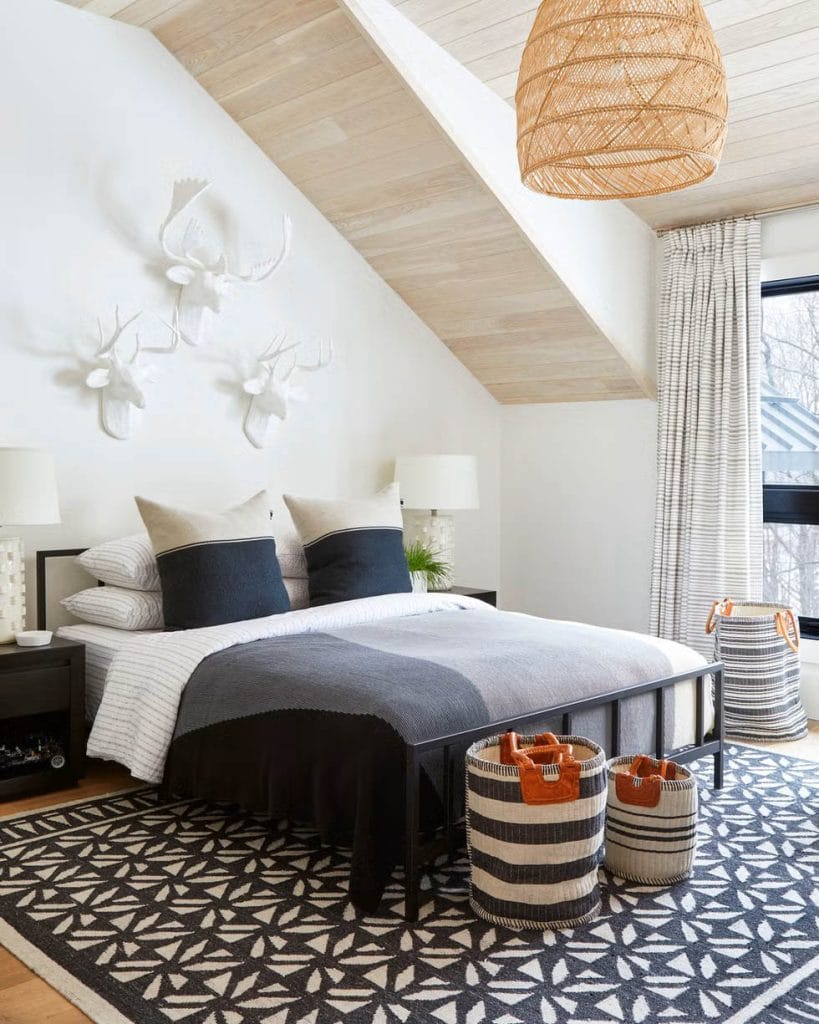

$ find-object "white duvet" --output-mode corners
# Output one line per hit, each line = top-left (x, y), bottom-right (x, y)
(87, 594), (707, 784)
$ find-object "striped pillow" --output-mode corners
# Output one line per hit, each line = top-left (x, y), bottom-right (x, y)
(135, 491), (290, 629)
(283, 483), (411, 606)
(76, 534), (160, 591)
(62, 586), (164, 630)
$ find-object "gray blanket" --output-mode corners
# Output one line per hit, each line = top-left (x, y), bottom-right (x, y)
(174, 610), (675, 748)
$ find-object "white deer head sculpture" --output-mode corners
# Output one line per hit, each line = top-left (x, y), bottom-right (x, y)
(242, 333), (333, 448)
(160, 178), (291, 347)
(85, 307), (155, 440)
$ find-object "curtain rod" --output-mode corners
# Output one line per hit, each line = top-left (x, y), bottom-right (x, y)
(657, 199), (819, 235)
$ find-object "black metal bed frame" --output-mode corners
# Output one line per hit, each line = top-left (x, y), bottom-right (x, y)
(37, 549), (724, 923)
(402, 663), (724, 921)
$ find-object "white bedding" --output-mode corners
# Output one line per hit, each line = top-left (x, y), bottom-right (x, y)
(83, 594), (709, 785)
(57, 622), (159, 720)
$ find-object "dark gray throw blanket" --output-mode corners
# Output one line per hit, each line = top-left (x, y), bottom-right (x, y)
(163, 610), (680, 910)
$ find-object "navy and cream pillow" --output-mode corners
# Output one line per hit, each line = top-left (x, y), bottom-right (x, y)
(283, 483), (412, 606)
(135, 491), (290, 629)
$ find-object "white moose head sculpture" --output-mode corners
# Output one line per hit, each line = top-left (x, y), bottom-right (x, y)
(85, 307), (155, 441)
(242, 333), (333, 449)
(159, 178), (292, 347)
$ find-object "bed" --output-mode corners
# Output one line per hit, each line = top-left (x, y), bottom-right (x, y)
(40, 549), (725, 921)
(53, 622), (158, 720)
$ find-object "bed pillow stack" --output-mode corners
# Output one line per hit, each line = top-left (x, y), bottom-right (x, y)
(135, 490), (291, 630)
(66, 485), (409, 628)
(66, 535), (165, 630)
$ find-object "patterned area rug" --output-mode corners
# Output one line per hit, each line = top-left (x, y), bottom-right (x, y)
(1, 745), (817, 1024)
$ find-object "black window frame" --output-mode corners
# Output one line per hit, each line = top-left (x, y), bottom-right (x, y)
(762, 275), (819, 639)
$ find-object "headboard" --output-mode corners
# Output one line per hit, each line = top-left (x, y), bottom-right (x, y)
(36, 548), (97, 631)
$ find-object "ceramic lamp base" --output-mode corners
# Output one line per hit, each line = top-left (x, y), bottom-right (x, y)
(0, 536), (25, 643)
(403, 510), (455, 590)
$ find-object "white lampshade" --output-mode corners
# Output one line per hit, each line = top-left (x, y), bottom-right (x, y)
(394, 455), (479, 511)
(0, 447), (61, 525)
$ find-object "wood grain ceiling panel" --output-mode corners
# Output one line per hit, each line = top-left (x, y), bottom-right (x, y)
(68, 0), (645, 402)
(390, 0), (819, 229)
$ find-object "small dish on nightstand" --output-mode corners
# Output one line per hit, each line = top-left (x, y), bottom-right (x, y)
(15, 630), (53, 647)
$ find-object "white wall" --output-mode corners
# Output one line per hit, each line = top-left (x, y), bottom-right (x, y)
(0, 0), (501, 624)
(761, 205), (819, 282)
(501, 401), (657, 631)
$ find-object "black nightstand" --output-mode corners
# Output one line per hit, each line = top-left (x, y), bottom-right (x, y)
(448, 586), (497, 607)
(0, 638), (85, 801)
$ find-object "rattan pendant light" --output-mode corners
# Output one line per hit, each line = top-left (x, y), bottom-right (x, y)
(516, 0), (728, 200)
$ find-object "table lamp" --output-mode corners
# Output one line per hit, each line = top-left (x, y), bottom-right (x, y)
(394, 454), (479, 590)
(0, 448), (61, 643)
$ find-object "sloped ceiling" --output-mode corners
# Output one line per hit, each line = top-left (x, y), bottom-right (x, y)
(390, 0), (819, 230)
(63, 0), (656, 403)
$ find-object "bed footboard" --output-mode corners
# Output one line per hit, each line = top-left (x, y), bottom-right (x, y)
(403, 663), (724, 922)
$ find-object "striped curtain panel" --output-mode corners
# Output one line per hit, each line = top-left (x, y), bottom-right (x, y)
(650, 217), (762, 655)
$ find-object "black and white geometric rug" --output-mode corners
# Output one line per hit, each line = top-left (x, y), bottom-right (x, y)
(1, 745), (817, 1024)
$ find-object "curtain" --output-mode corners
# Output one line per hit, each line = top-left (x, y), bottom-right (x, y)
(650, 217), (762, 655)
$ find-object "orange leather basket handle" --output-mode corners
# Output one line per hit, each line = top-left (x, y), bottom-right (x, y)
(500, 731), (573, 765)
(616, 773), (662, 808)
(615, 755), (676, 808)
(776, 610), (800, 654)
(705, 597), (734, 634)
(513, 752), (581, 805)
(629, 754), (676, 780)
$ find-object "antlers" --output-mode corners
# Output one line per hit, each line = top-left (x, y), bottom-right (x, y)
(245, 333), (333, 390)
(159, 178), (211, 263)
(159, 178), (292, 283)
(95, 305), (142, 358)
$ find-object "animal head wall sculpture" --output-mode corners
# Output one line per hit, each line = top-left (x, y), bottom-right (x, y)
(243, 332), (334, 449)
(79, 179), (321, 444)
(85, 307), (157, 440)
(159, 178), (292, 347)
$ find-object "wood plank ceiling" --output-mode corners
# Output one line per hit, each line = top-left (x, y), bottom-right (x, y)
(62, 0), (648, 403)
(390, 0), (819, 230)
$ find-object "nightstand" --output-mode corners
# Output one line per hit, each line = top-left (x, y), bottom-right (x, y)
(0, 638), (85, 801)
(449, 586), (497, 607)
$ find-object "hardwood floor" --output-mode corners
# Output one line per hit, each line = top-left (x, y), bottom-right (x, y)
(1, 730), (817, 1024)
(738, 716), (819, 762)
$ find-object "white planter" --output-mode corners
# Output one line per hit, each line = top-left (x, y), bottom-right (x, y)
(411, 571), (428, 594)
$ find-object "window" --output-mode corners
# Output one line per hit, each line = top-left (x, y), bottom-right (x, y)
(762, 275), (819, 638)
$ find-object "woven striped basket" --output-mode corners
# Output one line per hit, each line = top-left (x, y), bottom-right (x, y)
(466, 732), (606, 930)
(604, 755), (698, 884)
(706, 599), (808, 742)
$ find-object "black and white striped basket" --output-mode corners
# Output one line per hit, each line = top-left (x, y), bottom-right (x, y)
(706, 599), (808, 742)
(604, 755), (698, 884)
(465, 733), (606, 930)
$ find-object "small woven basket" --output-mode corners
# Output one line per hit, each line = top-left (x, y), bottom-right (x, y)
(466, 732), (606, 930)
(604, 755), (698, 884)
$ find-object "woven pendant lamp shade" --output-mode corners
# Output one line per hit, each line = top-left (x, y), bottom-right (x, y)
(516, 0), (728, 200)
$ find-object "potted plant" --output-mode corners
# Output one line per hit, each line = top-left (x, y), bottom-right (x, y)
(404, 541), (450, 593)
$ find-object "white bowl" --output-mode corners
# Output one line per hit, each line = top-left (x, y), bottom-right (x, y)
(15, 630), (53, 647)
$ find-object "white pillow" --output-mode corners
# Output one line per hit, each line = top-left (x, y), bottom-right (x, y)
(284, 577), (309, 610)
(77, 532), (307, 587)
(62, 586), (164, 630)
(76, 534), (160, 591)
(277, 546), (308, 579)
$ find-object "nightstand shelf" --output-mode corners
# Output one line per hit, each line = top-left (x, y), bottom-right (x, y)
(0, 638), (85, 801)
(448, 586), (497, 607)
